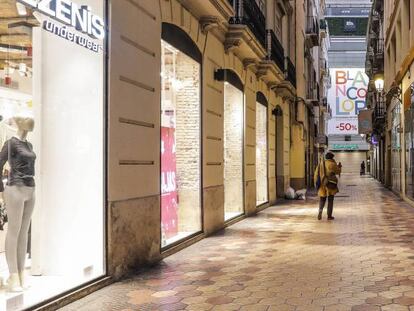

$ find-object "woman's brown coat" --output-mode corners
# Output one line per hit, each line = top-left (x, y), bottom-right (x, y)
(314, 158), (342, 197)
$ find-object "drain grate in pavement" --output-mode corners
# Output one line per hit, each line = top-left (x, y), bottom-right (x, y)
(346, 185), (357, 187)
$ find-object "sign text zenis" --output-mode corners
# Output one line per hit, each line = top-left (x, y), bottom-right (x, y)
(17, 0), (105, 40)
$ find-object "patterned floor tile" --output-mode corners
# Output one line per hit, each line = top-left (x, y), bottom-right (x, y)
(61, 174), (414, 311)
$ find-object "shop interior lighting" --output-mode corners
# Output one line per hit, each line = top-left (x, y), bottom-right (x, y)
(15, 3), (27, 16)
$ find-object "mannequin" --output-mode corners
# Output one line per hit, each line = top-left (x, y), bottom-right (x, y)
(0, 116), (36, 292)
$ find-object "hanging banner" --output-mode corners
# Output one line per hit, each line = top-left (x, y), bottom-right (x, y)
(327, 68), (368, 135)
(358, 109), (373, 134)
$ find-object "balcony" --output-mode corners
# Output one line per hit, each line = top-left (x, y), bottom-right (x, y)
(306, 81), (319, 106)
(266, 29), (285, 71)
(285, 57), (296, 88)
(230, 0), (266, 48)
(374, 38), (384, 60)
(320, 19), (328, 39)
(306, 16), (319, 48)
(374, 95), (386, 121)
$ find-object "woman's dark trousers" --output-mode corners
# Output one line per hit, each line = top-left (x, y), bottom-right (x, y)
(319, 195), (334, 218)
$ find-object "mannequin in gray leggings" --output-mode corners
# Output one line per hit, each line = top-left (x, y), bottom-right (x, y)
(0, 116), (35, 292)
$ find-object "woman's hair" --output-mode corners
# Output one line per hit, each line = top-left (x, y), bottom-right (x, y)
(325, 152), (335, 160)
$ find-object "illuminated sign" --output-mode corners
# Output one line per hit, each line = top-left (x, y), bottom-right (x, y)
(332, 144), (359, 150)
(17, 0), (105, 40)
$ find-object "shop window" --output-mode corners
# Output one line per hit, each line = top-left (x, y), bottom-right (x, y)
(224, 82), (244, 221)
(256, 98), (268, 206)
(405, 85), (414, 200)
(161, 39), (201, 247)
(0, 0), (105, 308)
(391, 103), (402, 192)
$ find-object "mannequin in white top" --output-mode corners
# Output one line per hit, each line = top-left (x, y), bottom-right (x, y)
(0, 116), (36, 292)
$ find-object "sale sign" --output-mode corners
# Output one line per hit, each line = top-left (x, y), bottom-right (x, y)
(161, 126), (178, 239)
(328, 68), (369, 135)
(328, 117), (359, 135)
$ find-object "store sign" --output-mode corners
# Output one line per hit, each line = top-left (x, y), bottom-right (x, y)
(332, 144), (359, 150)
(328, 117), (359, 135)
(17, 0), (104, 52)
(358, 109), (373, 134)
(328, 68), (368, 135)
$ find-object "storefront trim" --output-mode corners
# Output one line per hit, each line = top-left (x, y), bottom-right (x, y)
(161, 23), (202, 63)
(256, 91), (268, 107)
(214, 69), (244, 92)
(30, 277), (112, 311)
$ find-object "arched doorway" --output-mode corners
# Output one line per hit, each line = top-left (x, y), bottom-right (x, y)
(273, 105), (284, 198)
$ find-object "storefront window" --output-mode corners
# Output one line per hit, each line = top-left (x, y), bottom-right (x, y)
(405, 86), (414, 200)
(256, 101), (268, 206)
(224, 82), (244, 221)
(391, 103), (402, 192)
(0, 0), (105, 308)
(161, 40), (201, 247)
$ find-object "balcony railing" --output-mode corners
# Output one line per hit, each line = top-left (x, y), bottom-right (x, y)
(266, 29), (284, 71)
(230, 0), (266, 48)
(285, 57), (296, 87)
(305, 16), (319, 47)
(374, 38), (384, 58)
(374, 93), (386, 121)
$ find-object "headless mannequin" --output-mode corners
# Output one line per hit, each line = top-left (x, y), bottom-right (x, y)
(0, 116), (35, 292)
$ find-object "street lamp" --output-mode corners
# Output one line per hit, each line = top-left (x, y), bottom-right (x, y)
(374, 76), (384, 93)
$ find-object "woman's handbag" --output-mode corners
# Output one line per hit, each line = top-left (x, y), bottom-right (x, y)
(323, 160), (338, 190)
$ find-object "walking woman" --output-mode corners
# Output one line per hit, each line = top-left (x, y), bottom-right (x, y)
(314, 152), (342, 220)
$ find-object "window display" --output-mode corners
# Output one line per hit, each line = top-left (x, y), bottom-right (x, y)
(256, 101), (268, 206)
(161, 40), (201, 247)
(0, 0), (105, 309)
(391, 103), (402, 193)
(224, 82), (244, 221)
(405, 86), (414, 200)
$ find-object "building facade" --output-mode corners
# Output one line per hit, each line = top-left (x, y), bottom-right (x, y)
(0, 0), (329, 309)
(366, 0), (414, 204)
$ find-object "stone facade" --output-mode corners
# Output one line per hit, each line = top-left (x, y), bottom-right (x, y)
(104, 0), (319, 285)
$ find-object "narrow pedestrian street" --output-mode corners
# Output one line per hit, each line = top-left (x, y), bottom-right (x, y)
(62, 174), (414, 311)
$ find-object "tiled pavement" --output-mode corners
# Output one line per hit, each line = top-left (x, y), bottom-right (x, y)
(62, 174), (414, 311)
